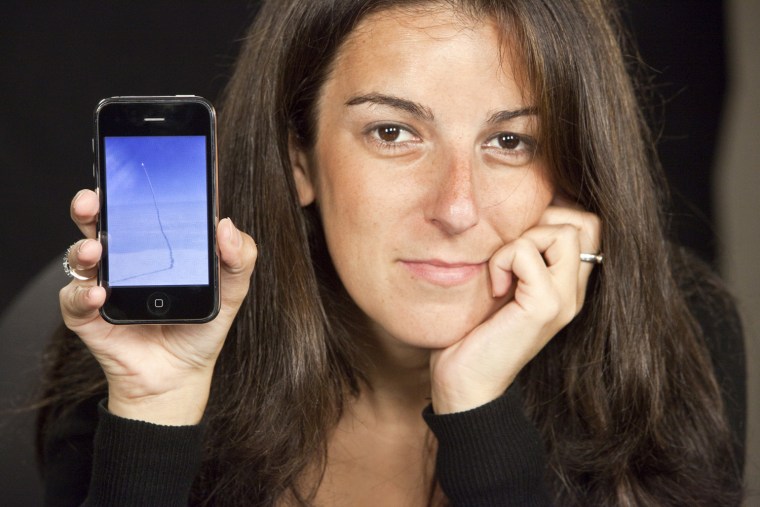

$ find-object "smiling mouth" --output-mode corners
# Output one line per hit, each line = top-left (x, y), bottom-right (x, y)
(400, 260), (486, 287)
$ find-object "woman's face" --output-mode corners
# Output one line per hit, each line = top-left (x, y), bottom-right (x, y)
(293, 7), (554, 349)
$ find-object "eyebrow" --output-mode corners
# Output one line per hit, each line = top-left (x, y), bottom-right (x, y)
(345, 93), (435, 121)
(345, 92), (538, 125)
(485, 107), (538, 124)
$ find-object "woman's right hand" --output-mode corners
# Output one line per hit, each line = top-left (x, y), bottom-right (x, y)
(59, 189), (257, 425)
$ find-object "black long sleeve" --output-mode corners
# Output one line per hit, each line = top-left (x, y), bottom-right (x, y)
(40, 280), (745, 505)
(423, 388), (552, 507)
(83, 401), (204, 506)
(42, 400), (203, 507)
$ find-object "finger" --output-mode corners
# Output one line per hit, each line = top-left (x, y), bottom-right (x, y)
(475, 237), (569, 384)
(70, 189), (100, 239)
(489, 237), (554, 303)
(492, 225), (581, 285)
(216, 218), (258, 312)
(59, 283), (107, 328)
(66, 239), (102, 280)
(519, 224), (581, 274)
(514, 225), (580, 302)
(539, 206), (601, 254)
(538, 208), (602, 312)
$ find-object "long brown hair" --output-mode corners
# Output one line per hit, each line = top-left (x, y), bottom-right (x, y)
(38, 0), (742, 505)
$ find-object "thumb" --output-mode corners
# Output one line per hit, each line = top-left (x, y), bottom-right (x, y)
(217, 218), (258, 309)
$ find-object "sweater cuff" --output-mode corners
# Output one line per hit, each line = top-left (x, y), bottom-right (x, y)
(85, 399), (204, 507)
(423, 388), (551, 506)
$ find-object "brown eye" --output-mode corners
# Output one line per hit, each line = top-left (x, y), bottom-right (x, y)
(378, 126), (401, 142)
(497, 133), (520, 150)
(483, 132), (537, 166)
(366, 124), (419, 150)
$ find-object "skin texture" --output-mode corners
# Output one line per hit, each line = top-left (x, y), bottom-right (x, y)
(289, 8), (601, 503)
(291, 7), (600, 416)
(60, 5), (599, 504)
(61, 190), (257, 425)
(302, 14), (551, 349)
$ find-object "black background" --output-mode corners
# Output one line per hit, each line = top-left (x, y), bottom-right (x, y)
(0, 1), (726, 316)
(0, 4), (255, 503)
(0, 0), (725, 316)
(0, 1), (726, 504)
(0, 1), (257, 313)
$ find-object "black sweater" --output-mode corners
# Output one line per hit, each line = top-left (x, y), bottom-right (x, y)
(41, 290), (745, 506)
(43, 389), (551, 506)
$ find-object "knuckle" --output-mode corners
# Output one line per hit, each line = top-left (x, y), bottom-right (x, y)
(241, 237), (258, 271)
(512, 237), (534, 253)
(581, 212), (602, 236)
(585, 212), (602, 229)
(556, 223), (578, 242)
(225, 236), (258, 276)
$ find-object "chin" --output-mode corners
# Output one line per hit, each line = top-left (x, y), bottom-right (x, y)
(375, 299), (500, 350)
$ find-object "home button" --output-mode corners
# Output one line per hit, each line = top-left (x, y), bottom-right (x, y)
(147, 292), (171, 316)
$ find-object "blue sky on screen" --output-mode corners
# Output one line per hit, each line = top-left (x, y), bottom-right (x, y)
(104, 136), (209, 285)
(105, 136), (206, 205)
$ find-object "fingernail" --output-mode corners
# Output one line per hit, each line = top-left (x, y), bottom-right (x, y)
(223, 218), (241, 248)
(219, 218), (230, 244)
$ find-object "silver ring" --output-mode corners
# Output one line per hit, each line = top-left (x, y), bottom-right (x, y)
(63, 245), (95, 281)
(580, 252), (604, 264)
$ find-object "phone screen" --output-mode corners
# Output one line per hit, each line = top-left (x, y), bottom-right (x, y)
(104, 135), (209, 286)
(95, 96), (219, 324)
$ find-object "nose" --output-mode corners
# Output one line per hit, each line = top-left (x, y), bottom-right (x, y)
(426, 151), (480, 235)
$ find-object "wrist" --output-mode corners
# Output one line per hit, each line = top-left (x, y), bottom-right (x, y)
(432, 390), (498, 415)
(431, 376), (514, 415)
(107, 375), (212, 425)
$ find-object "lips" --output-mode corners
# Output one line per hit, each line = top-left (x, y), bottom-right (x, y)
(400, 259), (486, 287)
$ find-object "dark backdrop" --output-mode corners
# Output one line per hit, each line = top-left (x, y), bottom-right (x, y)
(0, 1), (726, 316)
(0, 1), (257, 314)
(624, 0), (727, 265)
(0, 3), (256, 505)
(0, 1), (726, 505)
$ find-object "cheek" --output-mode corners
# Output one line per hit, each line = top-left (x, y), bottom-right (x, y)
(317, 166), (380, 247)
(314, 141), (420, 246)
(490, 169), (554, 238)
(312, 149), (393, 284)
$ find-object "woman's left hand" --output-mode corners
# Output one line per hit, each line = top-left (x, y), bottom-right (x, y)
(430, 201), (602, 414)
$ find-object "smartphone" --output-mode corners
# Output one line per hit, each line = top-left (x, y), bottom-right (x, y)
(94, 96), (219, 324)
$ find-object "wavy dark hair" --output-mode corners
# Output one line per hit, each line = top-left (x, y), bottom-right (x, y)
(38, 0), (743, 505)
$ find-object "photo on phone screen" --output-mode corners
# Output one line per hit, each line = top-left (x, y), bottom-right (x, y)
(95, 96), (219, 324)
(105, 136), (208, 286)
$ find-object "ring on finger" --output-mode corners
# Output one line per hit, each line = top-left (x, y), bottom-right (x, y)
(63, 245), (95, 281)
(580, 252), (604, 265)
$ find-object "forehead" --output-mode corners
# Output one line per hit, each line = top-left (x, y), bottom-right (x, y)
(322, 5), (530, 105)
(351, 4), (487, 40)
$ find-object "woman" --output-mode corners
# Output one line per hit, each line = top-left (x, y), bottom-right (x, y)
(38, 0), (744, 505)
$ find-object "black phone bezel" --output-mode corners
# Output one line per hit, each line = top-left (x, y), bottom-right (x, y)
(94, 96), (219, 324)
